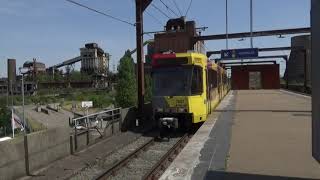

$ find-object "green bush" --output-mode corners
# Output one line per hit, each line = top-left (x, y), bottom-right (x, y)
(0, 105), (11, 135)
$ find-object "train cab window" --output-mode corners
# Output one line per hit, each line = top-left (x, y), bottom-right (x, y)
(191, 66), (203, 95)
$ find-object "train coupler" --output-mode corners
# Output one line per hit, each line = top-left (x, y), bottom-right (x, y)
(159, 117), (179, 129)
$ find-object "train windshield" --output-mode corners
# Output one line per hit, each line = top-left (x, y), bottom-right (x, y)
(153, 65), (203, 96)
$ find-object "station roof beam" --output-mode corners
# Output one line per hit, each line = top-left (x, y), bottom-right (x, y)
(207, 46), (292, 57)
(195, 27), (310, 42)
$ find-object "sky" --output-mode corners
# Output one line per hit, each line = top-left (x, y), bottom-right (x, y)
(0, 0), (310, 77)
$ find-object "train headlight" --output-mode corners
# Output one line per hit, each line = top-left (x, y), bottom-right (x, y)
(178, 108), (187, 113)
(156, 108), (163, 112)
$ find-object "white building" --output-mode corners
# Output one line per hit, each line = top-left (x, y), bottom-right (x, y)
(80, 43), (110, 75)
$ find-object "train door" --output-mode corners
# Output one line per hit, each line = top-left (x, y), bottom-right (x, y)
(207, 68), (218, 112)
(206, 68), (211, 114)
(189, 65), (207, 123)
(217, 67), (221, 99)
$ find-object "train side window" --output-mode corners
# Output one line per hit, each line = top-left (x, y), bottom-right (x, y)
(208, 69), (217, 89)
(191, 66), (203, 95)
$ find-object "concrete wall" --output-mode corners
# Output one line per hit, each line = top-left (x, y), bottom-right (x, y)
(231, 64), (280, 90)
(121, 106), (137, 132)
(27, 128), (70, 172)
(120, 103), (154, 132)
(72, 131), (95, 152)
(0, 127), (70, 180)
(0, 137), (26, 180)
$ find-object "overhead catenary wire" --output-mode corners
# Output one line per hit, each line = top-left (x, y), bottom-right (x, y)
(171, 0), (183, 16)
(185, 0), (193, 17)
(145, 10), (165, 26)
(159, 0), (180, 17)
(151, 3), (171, 19)
(65, 0), (135, 26)
(204, 43), (211, 52)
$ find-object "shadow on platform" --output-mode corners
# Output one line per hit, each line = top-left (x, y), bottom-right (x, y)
(204, 171), (318, 180)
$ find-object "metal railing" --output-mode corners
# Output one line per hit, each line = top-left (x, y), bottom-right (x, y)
(72, 108), (121, 128)
(71, 108), (122, 151)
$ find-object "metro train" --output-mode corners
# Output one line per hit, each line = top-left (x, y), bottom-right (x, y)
(151, 52), (230, 133)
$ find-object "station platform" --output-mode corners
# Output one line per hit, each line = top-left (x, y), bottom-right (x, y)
(160, 90), (320, 180)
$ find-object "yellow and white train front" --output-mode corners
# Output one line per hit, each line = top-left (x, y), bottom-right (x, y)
(152, 53), (208, 130)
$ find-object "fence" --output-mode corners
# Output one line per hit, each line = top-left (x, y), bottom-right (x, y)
(70, 108), (122, 152)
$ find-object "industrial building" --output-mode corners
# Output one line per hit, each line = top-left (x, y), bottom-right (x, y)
(23, 59), (46, 84)
(0, 59), (36, 95)
(7, 59), (17, 94)
(139, 18), (206, 75)
(285, 35), (311, 87)
(23, 59), (46, 75)
(154, 17), (205, 54)
(80, 43), (110, 75)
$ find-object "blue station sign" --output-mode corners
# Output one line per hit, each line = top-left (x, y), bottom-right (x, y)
(221, 48), (259, 59)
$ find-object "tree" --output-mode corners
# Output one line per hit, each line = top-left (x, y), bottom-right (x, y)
(115, 50), (137, 108)
(69, 70), (82, 81)
(0, 105), (10, 134)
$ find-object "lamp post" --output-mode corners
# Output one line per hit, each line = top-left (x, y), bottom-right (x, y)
(226, 0), (229, 49)
(19, 67), (29, 134)
(250, 0), (253, 48)
(19, 67), (30, 175)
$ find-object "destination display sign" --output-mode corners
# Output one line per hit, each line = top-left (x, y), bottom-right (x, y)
(221, 48), (259, 59)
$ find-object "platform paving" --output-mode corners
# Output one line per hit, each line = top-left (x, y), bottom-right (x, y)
(160, 90), (320, 180)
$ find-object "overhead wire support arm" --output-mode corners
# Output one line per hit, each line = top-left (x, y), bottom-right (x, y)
(195, 27), (311, 41)
(144, 26), (208, 34)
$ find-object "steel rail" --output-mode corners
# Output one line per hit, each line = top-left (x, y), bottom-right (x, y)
(142, 134), (190, 180)
(94, 138), (154, 180)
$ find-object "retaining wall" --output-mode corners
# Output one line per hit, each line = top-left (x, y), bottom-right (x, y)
(120, 103), (154, 132)
(0, 127), (70, 180)
(0, 137), (26, 180)
(27, 128), (70, 172)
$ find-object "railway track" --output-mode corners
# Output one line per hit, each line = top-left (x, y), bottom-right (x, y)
(94, 134), (190, 180)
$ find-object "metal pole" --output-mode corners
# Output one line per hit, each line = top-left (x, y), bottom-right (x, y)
(10, 80), (13, 107)
(250, 0), (253, 48)
(312, 0), (320, 163)
(24, 134), (30, 175)
(303, 49), (308, 92)
(226, 0), (229, 49)
(136, 0), (145, 119)
(22, 74), (26, 133)
(6, 81), (9, 107)
(285, 56), (289, 89)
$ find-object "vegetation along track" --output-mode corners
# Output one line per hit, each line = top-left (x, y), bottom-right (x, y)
(95, 134), (190, 180)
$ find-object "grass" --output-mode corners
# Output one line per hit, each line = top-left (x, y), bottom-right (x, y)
(0, 89), (115, 109)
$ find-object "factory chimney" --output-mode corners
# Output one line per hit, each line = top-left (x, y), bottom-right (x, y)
(7, 59), (16, 94)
